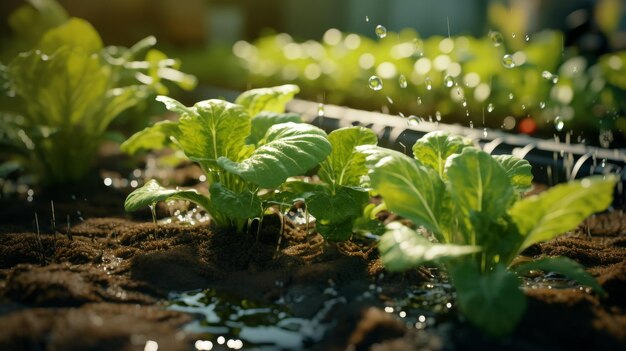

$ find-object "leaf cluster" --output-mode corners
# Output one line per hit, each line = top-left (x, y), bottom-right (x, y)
(360, 131), (616, 335)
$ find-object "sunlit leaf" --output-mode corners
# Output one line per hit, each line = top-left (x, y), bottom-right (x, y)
(412, 131), (472, 177)
(319, 126), (378, 187)
(493, 155), (533, 194)
(124, 179), (210, 212)
(235, 84), (300, 117)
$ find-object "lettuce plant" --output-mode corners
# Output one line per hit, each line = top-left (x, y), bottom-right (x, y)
(283, 126), (380, 241)
(359, 131), (616, 336)
(122, 85), (331, 231)
(0, 16), (195, 184)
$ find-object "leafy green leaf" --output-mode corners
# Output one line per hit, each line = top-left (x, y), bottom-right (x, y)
(235, 84), (300, 117)
(360, 146), (445, 235)
(318, 126), (378, 187)
(124, 179), (210, 212)
(493, 155), (533, 193)
(379, 222), (480, 271)
(513, 256), (605, 296)
(174, 99), (250, 169)
(510, 175), (616, 251)
(446, 148), (515, 219)
(307, 186), (369, 224)
(246, 112), (301, 145)
(8, 0), (68, 52)
(156, 95), (194, 116)
(412, 131), (472, 177)
(451, 263), (527, 337)
(316, 220), (355, 242)
(209, 183), (262, 221)
(120, 120), (180, 155)
(218, 122), (331, 188)
(38, 17), (103, 54)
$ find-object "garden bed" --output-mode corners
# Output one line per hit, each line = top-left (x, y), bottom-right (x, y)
(1, 160), (625, 351)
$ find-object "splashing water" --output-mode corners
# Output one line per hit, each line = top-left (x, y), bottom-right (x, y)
(554, 116), (565, 131)
(502, 54), (515, 68)
(375, 25), (387, 38)
(489, 31), (503, 46)
(368, 75), (383, 91)
(398, 74), (408, 88)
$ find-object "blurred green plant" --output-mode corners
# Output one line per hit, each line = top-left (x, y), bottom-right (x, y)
(228, 28), (625, 142)
(0, 3), (196, 185)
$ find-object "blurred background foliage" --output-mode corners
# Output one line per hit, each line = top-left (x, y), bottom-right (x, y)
(0, 0), (625, 145)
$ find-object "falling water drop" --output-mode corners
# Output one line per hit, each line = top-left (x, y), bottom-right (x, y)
(386, 96), (394, 104)
(398, 74), (408, 88)
(425, 77), (432, 90)
(417, 97), (422, 105)
(435, 111), (442, 121)
(368, 75), (383, 91)
(487, 103), (494, 112)
(443, 75), (454, 88)
(554, 116), (564, 131)
(539, 101), (546, 109)
(469, 121), (474, 128)
(375, 25), (387, 38)
(365, 16), (370, 22)
(462, 99), (467, 107)
(407, 115), (421, 126)
(508, 93), (514, 100)
(512, 32), (517, 38)
(542, 70), (559, 83)
(502, 54), (516, 68)
(489, 31), (503, 46)
(483, 128), (488, 138)
(525, 34), (530, 42)
(317, 103), (325, 117)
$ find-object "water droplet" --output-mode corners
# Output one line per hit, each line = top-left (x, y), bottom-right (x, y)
(489, 31), (503, 46)
(425, 77), (432, 90)
(375, 25), (387, 38)
(502, 54), (515, 68)
(542, 70), (559, 83)
(317, 103), (325, 117)
(398, 74), (408, 88)
(417, 97), (422, 105)
(386, 96), (394, 104)
(365, 16), (369, 22)
(407, 115), (421, 126)
(368, 75), (383, 91)
(512, 32), (517, 38)
(444, 75), (454, 87)
(483, 128), (488, 138)
(554, 116), (564, 131)
(469, 121), (474, 128)
(525, 34), (530, 42)
(508, 93), (514, 100)
(487, 103), (494, 112)
(521, 104), (526, 110)
(435, 111), (442, 121)
(462, 98), (467, 107)
(539, 101), (546, 109)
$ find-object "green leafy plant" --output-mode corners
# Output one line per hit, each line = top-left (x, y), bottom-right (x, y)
(123, 85), (332, 231)
(0, 15), (196, 184)
(359, 131), (616, 335)
(282, 126), (381, 241)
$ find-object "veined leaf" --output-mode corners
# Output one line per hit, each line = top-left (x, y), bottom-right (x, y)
(235, 84), (300, 117)
(120, 120), (180, 155)
(360, 146), (445, 235)
(38, 18), (102, 54)
(218, 122), (331, 188)
(493, 155), (533, 194)
(316, 220), (355, 242)
(412, 131), (472, 177)
(446, 148), (514, 219)
(246, 112), (301, 145)
(173, 99), (250, 169)
(318, 126), (378, 187)
(451, 263), (526, 337)
(156, 95), (194, 116)
(513, 257), (605, 296)
(124, 179), (210, 212)
(510, 175), (616, 251)
(307, 186), (369, 224)
(209, 183), (262, 221)
(379, 222), (480, 271)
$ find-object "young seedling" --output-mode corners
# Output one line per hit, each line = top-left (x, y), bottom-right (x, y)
(123, 85), (331, 232)
(359, 131), (616, 336)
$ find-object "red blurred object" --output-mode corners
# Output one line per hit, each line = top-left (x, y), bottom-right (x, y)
(518, 117), (537, 135)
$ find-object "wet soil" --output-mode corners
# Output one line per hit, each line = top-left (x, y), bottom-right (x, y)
(1, 177), (625, 350)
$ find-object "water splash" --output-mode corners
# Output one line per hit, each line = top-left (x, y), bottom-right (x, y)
(502, 54), (515, 68)
(398, 74), (408, 88)
(375, 25), (387, 38)
(368, 75), (383, 91)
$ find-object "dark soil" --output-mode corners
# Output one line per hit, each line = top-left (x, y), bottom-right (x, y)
(1, 173), (625, 350)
